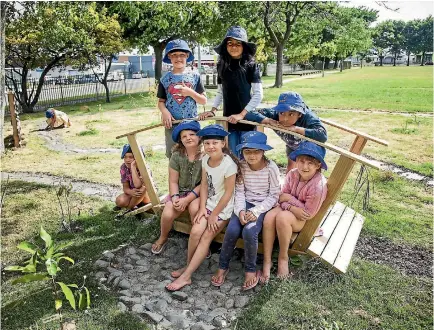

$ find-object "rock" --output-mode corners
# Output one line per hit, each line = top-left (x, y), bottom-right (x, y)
(228, 287), (240, 296)
(118, 279), (131, 290)
(159, 291), (173, 304)
(209, 307), (227, 319)
(187, 297), (195, 304)
(191, 322), (216, 330)
(166, 246), (178, 256)
(206, 291), (226, 308)
(213, 317), (228, 328)
(158, 318), (173, 329)
(130, 254), (141, 260)
(229, 261), (243, 271)
(107, 267), (121, 273)
(124, 264), (134, 270)
(155, 299), (168, 313)
(154, 257), (166, 264)
(234, 296), (249, 308)
(99, 277), (107, 284)
(136, 259), (148, 266)
(94, 259), (110, 268)
(128, 247), (137, 255)
(211, 253), (220, 263)
(112, 277), (122, 288)
(141, 243), (153, 251)
(172, 291), (188, 301)
(226, 272), (241, 282)
(129, 297), (142, 304)
(220, 282), (233, 293)
(119, 296), (132, 303)
(155, 280), (171, 290)
(166, 314), (189, 329)
(132, 284), (143, 291)
(198, 281), (211, 288)
(131, 304), (144, 313)
(137, 265), (150, 272)
(194, 298), (209, 311)
(107, 271), (123, 284)
(102, 251), (115, 260)
(137, 249), (151, 257)
(94, 271), (106, 279)
(117, 302), (127, 312)
(119, 290), (133, 297)
(197, 313), (213, 323)
(144, 311), (164, 323)
(225, 299), (234, 309)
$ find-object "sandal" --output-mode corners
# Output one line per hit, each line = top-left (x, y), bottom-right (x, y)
(151, 240), (168, 255)
(211, 269), (229, 287)
(242, 271), (260, 291)
(206, 249), (212, 259)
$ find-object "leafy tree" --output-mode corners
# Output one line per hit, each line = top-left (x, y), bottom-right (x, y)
(414, 16), (433, 66)
(373, 20), (395, 66)
(389, 20), (406, 66)
(318, 41), (336, 76)
(402, 20), (419, 66)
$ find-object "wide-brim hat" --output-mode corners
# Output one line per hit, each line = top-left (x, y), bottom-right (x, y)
(214, 26), (257, 56)
(289, 141), (327, 170)
(235, 131), (273, 152)
(45, 108), (55, 118)
(121, 144), (145, 159)
(196, 124), (229, 139)
(172, 120), (201, 143)
(272, 91), (306, 114)
(163, 39), (194, 64)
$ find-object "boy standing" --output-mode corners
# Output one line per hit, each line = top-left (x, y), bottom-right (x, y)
(157, 39), (207, 158)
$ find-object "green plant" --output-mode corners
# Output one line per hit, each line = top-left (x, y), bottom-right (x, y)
(77, 127), (99, 136)
(54, 181), (73, 232)
(390, 121), (418, 134)
(5, 227), (90, 327)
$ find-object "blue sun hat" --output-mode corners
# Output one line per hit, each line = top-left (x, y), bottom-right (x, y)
(163, 39), (194, 64)
(272, 92), (307, 114)
(235, 131), (273, 152)
(121, 144), (145, 159)
(289, 141), (327, 170)
(45, 108), (55, 118)
(214, 26), (257, 56)
(196, 124), (229, 140)
(172, 120), (201, 143)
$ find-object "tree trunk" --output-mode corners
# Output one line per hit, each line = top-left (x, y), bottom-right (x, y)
(322, 56), (325, 77)
(103, 57), (112, 103)
(0, 2), (6, 153)
(324, 57), (330, 70)
(153, 44), (164, 82)
(340, 58), (343, 72)
(393, 54), (396, 66)
(333, 55), (338, 69)
(103, 82), (110, 103)
(421, 51), (425, 66)
(380, 56), (383, 66)
(274, 44), (284, 88)
(407, 51), (410, 66)
(262, 61), (268, 76)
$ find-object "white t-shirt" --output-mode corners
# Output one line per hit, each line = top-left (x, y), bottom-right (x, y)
(202, 154), (238, 220)
(46, 110), (71, 128)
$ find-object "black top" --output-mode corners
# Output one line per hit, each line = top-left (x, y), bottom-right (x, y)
(217, 59), (261, 131)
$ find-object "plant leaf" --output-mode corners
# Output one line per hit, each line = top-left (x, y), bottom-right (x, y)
(12, 273), (49, 284)
(54, 241), (73, 253)
(17, 241), (37, 254)
(4, 265), (24, 271)
(66, 284), (78, 288)
(78, 293), (85, 310)
(21, 264), (36, 273)
(58, 256), (75, 265)
(45, 258), (58, 276)
(46, 246), (54, 259)
(55, 299), (62, 311)
(57, 282), (76, 310)
(40, 227), (53, 249)
(290, 255), (302, 267)
(84, 287), (91, 308)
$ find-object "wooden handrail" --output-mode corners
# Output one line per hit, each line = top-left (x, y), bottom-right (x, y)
(116, 116), (385, 170)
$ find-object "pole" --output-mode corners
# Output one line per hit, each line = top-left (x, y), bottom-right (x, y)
(198, 44), (202, 72)
(7, 92), (21, 148)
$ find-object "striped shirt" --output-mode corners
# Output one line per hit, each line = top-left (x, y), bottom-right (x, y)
(234, 159), (281, 218)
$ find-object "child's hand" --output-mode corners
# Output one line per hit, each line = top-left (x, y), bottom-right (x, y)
(245, 210), (257, 222)
(262, 118), (279, 126)
(131, 160), (136, 168)
(239, 210), (247, 225)
(132, 188), (144, 197)
(207, 214), (219, 232)
(228, 113), (245, 124)
(176, 83), (193, 97)
(161, 109), (175, 129)
(173, 197), (188, 212)
(290, 206), (310, 221)
(194, 208), (207, 224)
(198, 111), (215, 120)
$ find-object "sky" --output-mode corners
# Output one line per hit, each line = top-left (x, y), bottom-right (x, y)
(342, 1), (433, 25)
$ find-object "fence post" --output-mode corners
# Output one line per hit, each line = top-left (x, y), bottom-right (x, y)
(60, 82), (64, 104)
(95, 81), (99, 100)
(124, 72), (127, 95)
(206, 74), (210, 86)
(7, 92), (22, 148)
(213, 74), (216, 85)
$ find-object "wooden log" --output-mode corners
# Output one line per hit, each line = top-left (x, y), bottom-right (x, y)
(8, 92), (21, 148)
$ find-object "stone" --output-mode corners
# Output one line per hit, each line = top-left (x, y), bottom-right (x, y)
(194, 298), (209, 311)
(136, 259), (148, 266)
(159, 291), (173, 304)
(225, 299), (234, 309)
(107, 267), (121, 273)
(229, 261), (243, 271)
(198, 281), (211, 288)
(137, 265), (150, 272)
(130, 254), (141, 260)
(94, 259), (110, 268)
(166, 314), (189, 329)
(156, 280), (171, 290)
(228, 287), (240, 296)
(119, 290), (133, 297)
(220, 282), (233, 293)
(155, 299), (168, 313)
(181, 309), (194, 318)
(158, 318), (173, 329)
(154, 257), (166, 264)
(119, 296), (132, 303)
(187, 297), (195, 304)
(141, 243), (153, 251)
(213, 317), (228, 328)
(124, 264), (134, 270)
(118, 279), (131, 290)
(191, 322), (216, 330)
(112, 277), (122, 288)
(131, 304), (144, 313)
(94, 271), (106, 279)
(117, 302), (127, 312)
(211, 253), (220, 263)
(197, 313), (213, 323)
(107, 271), (122, 284)
(137, 249), (151, 257)
(166, 246), (178, 256)
(226, 272), (241, 282)
(144, 311), (164, 323)
(172, 291), (188, 301)
(206, 291), (226, 308)
(129, 297), (142, 304)
(234, 296), (249, 308)
(99, 277), (107, 283)
(102, 251), (115, 260)
(132, 284), (143, 291)
(128, 247), (137, 255)
(209, 307), (227, 319)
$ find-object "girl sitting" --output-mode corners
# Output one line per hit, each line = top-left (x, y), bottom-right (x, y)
(260, 141), (328, 282)
(166, 124), (238, 291)
(151, 120), (203, 255)
(211, 131), (280, 291)
(115, 144), (151, 211)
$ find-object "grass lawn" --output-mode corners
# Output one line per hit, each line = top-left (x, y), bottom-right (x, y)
(261, 66), (433, 112)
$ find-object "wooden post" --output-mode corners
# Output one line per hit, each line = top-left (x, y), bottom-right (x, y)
(127, 134), (161, 213)
(292, 135), (367, 252)
(8, 92), (21, 148)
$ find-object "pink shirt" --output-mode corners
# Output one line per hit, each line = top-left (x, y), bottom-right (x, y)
(280, 168), (327, 217)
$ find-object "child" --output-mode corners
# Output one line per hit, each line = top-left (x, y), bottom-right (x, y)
(157, 39), (207, 158)
(151, 120), (203, 254)
(260, 141), (328, 282)
(45, 108), (71, 130)
(115, 144), (151, 211)
(211, 131), (280, 291)
(166, 124), (238, 291)
(249, 91), (327, 172)
(201, 26), (263, 157)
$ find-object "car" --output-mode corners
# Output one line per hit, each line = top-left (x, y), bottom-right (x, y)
(132, 72), (142, 79)
(425, 61), (433, 65)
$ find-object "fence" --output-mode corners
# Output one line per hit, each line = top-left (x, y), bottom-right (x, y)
(5, 72), (155, 112)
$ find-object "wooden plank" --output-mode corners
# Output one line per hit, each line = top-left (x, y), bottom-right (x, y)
(125, 202), (154, 217)
(333, 213), (365, 274)
(307, 201), (346, 257)
(321, 118), (389, 146)
(320, 206), (356, 266)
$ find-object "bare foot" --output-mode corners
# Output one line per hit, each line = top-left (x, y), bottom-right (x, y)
(151, 237), (168, 254)
(242, 272), (259, 290)
(211, 268), (228, 286)
(165, 275), (192, 292)
(171, 266), (186, 278)
(277, 258), (292, 280)
(260, 261), (272, 284)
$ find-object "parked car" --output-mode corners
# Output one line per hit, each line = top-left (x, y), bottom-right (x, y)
(107, 71), (125, 81)
(132, 72), (142, 79)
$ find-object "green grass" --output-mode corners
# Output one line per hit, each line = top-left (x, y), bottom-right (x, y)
(262, 66), (433, 112)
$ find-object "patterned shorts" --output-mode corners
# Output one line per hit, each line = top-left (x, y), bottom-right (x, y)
(206, 208), (224, 221)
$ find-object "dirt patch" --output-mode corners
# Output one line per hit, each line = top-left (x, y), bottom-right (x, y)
(355, 235), (432, 278)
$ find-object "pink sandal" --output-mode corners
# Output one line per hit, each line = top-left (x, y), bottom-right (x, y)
(211, 269), (229, 287)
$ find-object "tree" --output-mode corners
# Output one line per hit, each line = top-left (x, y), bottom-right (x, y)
(5, 2), (113, 112)
(414, 16), (433, 66)
(402, 20), (419, 66)
(373, 20), (395, 66)
(389, 20), (406, 66)
(318, 41), (336, 76)
(0, 2), (11, 153)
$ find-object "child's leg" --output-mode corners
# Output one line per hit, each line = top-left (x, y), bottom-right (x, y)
(152, 201), (182, 253)
(260, 206), (281, 283)
(212, 212), (243, 285)
(241, 204), (266, 288)
(275, 210), (306, 279)
(115, 193), (131, 208)
(227, 130), (241, 158)
(188, 198), (201, 221)
(164, 127), (176, 159)
(166, 219), (227, 291)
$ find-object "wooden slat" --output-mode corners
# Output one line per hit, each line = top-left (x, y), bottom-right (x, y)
(125, 202), (153, 217)
(321, 118), (389, 146)
(320, 206), (356, 266)
(307, 201), (346, 257)
(333, 213), (365, 273)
